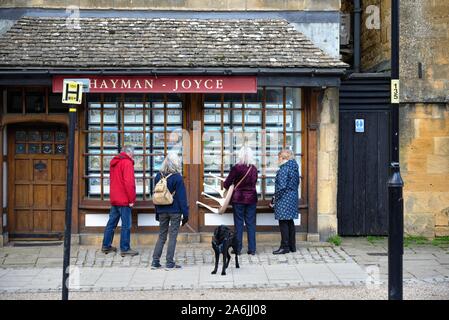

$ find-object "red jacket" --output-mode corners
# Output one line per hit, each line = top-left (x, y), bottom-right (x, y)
(109, 152), (136, 206)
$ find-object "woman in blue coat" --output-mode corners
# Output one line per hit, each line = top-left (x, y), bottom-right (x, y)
(271, 149), (300, 255)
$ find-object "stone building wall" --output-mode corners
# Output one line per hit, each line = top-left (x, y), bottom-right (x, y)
(399, 0), (449, 238)
(0, 0), (340, 11)
(360, 0), (390, 72)
(400, 0), (449, 104)
(400, 104), (449, 238)
(317, 87), (339, 240)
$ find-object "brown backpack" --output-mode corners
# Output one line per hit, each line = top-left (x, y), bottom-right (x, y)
(153, 173), (176, 205)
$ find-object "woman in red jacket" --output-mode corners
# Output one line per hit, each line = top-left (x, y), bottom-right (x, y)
(101, 146), (139, 257)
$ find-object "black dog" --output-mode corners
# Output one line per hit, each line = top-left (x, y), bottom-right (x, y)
(211, 225), (240, 275)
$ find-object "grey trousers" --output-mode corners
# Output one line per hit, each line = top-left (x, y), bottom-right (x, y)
(152, 213), (182, 265)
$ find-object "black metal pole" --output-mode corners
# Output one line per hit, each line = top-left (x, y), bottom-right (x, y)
(62, 106), (77, 300)
(388, 0), (404, 300)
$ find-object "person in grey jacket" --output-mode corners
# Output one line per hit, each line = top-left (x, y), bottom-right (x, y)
(271, 149), (300, 255)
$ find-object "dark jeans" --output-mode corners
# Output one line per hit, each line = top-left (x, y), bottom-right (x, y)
(279, 219), (296, 250)
(152, 213), (182, 265)
(233, 203), (257, 253)
(102, 206), (132, 252)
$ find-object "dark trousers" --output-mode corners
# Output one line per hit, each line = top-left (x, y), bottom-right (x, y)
(152, 213), (182, 265)
(102, 206), (132, 252)
(279, 219), (296, 250)
(233, 203), (257, 253)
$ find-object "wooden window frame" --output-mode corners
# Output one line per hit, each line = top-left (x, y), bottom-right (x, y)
(199, 87), (309, 232)
(78, 88), (317, 235)
(80, 93), (184, 207)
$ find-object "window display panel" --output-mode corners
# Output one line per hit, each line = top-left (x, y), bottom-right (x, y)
(203, 88), (303, 201)
(85, 93), (183, 200)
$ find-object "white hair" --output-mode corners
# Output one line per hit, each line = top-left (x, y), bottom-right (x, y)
(121, 145), (134, 156)
(160, 152), (182, 174)
(237, 146), (256, 166)
(278, 149), (294, 160)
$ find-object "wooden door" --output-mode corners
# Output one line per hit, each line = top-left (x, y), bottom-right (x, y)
(8, 125), (67, 239)
(337, 111), (390, 236)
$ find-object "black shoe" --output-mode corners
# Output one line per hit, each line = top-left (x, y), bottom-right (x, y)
(101, 246), (117, 254)
(166, 263), (182, 269)
(151, 261), (162, 269)
(289, 247), (297, 253)
(273, 248), (290, 255)
(247, 251), (256, 255)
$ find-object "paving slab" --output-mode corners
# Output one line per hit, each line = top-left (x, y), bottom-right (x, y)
(199, 265), (234, 284)
(296, 263), (340, 284)
(128, 269), (166, 289)
(4, 268), (43, 277)
(3, 255), (38, 266)
(164, 266), (199, 288)
(35, 258), (65, 267)
(232, 265), (268, 285)
(264, 265), (303, 281)
(0, 269), (10, 278)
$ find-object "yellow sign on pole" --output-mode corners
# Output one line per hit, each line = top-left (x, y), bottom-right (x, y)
(391, 79), (400, 104)
(62, 80), (83, 105)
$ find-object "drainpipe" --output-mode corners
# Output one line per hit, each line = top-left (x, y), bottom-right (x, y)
(353, 0), (362, 73)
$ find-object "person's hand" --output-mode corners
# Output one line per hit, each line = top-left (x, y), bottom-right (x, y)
(129, 203), (134, 208)
(182, 217), (189, 226)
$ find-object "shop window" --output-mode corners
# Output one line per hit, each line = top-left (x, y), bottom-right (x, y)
(85, 93), (184, 200)
(13, 128), (66, 155)
(7, 90), (23, 113)
(203, 87), (303, 200)
(25, 90), (45, 113)
(5, 88), (70, 114)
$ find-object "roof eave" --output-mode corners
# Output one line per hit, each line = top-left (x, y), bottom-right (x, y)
(0, 67), (347, 77)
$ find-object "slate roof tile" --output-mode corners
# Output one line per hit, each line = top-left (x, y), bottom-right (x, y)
(0, 17), (347, 69)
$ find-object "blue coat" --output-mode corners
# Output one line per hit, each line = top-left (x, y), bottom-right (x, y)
(274, 159), (300, 220)
(154, 172), (189, 220)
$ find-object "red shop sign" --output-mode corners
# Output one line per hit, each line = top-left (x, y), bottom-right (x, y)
(52, 75), (257, 93)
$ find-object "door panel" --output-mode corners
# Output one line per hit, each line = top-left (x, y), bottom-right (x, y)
(51, 185), (66, 208)
(33, 185), (48, 208)
(337, 111), (389, 236)
(51, 159), (66, 181)
(51, 211), (65, 232)
(14, 185), (30, 207)
(33, 159), (49, 181)
(15, 159), (30, 180)
(8, 125), (67, 239)
(15, 210), (32, 232)
(33, 211), (49, 232)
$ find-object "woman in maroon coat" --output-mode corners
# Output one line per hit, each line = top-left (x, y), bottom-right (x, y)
(223, 146), (258, 255)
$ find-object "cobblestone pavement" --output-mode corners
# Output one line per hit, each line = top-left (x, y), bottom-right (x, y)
(0, 242), (352, 268)
(0, 238), (448, 295)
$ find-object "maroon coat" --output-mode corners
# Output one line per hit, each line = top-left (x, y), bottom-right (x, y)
(223, 164), (258, 205)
